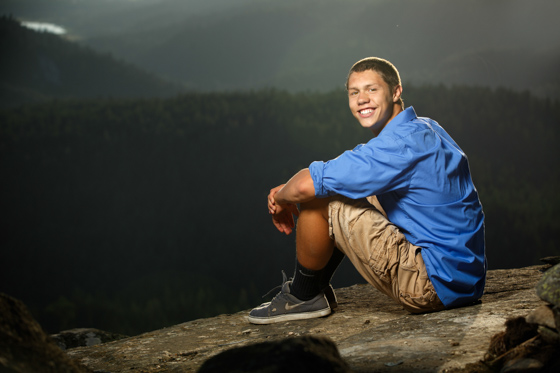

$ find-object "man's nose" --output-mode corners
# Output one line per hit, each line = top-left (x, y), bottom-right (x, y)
(357, 91), (369, 104)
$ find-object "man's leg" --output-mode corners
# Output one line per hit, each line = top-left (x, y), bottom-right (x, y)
(329, 196), (445, 313)
(290, 198), (344, 302)
(295, 197), (334, 270)
(248, 198), (340, 324)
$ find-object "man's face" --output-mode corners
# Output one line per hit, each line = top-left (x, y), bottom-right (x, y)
(347, 69), (402, 136)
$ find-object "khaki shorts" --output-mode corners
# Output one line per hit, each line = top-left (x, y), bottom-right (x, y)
(328, 195), (445, 313)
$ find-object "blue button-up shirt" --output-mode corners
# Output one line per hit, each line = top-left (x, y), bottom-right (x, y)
(309, 107), (486, 308)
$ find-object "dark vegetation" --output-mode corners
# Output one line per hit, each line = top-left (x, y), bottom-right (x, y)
(1, 85), (558, 336)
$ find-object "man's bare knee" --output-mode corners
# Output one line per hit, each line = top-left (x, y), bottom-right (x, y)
(300, 197), (330, 220)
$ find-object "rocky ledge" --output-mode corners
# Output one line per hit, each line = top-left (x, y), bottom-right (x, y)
(60, 263), (558, 372)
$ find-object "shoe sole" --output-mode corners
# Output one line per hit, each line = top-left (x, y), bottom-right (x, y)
(247, 307), (331, 325)
(324, 286), (338, 310)
(323, 289), (338, 311)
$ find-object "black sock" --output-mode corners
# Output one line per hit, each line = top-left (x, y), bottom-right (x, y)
(290, 260), (321, 301)
(290, 248), (345, 301)
(318, 248), (345, 290)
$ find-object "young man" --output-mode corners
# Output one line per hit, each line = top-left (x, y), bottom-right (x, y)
(248, 57), (486, 324)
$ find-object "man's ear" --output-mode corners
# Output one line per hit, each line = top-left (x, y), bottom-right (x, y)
(393, 85), (403, 102)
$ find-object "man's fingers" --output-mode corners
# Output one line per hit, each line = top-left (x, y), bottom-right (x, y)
(268, 198), (276, 214)
(273, 221), (291, 235)
(289, 204), (300, 217)
(272, 214), (294, 235)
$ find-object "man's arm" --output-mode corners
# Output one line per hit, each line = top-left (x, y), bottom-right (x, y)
(274, 168), (316, 206)
(267, 169), (316, 235)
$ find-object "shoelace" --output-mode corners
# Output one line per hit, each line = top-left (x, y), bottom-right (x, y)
(260, 270), (291, 299)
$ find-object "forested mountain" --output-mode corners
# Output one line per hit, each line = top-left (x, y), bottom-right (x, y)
(2, 0), (559, 99)
(0, 16), (183, 108)
(1, 86), (559, 336)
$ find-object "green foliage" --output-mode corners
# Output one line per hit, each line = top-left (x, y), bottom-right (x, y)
(0, 86), (558, 335)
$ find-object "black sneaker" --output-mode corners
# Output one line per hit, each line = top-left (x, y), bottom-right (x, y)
(248, 272), (331, 325)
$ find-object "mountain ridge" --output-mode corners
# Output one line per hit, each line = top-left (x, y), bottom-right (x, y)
(0, 16), (183, 108)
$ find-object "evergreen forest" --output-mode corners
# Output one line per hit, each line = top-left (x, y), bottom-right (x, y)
(1, 86), (559, 336)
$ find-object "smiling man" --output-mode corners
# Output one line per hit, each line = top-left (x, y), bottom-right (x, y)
(248, 57), (486, 324)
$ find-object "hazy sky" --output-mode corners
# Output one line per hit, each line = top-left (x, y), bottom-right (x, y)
(3, 0), (559, 97)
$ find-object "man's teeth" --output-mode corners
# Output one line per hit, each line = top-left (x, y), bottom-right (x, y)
(360, 109), (373, 114)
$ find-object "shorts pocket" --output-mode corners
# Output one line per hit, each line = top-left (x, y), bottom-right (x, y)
(397, 248), (445, 313)
(366, 228), (400, 284)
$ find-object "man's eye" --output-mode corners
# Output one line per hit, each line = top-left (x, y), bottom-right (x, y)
(369, 88), (377, 92)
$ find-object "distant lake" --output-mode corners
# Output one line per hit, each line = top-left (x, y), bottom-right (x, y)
(22, 21), (66, 35)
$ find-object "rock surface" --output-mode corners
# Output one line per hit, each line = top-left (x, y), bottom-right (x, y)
(66, 264), (552, 372)
(0, 293), (92, 373)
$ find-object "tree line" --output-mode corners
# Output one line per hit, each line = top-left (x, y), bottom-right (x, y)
(0, 86), (558, 335)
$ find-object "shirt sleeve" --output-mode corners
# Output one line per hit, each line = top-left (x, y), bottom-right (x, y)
(309, 137), (414, 199)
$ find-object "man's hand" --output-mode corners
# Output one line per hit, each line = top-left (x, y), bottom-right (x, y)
(268, 185), (300, 235)
(267, 170), (315, 235)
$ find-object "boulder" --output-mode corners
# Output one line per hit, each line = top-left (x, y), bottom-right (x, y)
(52, 328), (128, 351)
(0, 292), (91, 373)
(197, 335), (350, 373)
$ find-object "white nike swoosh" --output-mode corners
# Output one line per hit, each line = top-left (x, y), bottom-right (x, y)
(285, 302), (302, 311)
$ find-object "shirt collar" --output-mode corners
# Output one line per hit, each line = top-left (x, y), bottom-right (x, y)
(380, 106), (417, 135)
(394, 106), (417, 124)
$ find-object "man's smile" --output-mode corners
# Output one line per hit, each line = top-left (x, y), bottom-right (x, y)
(359, 108), (375, 116)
